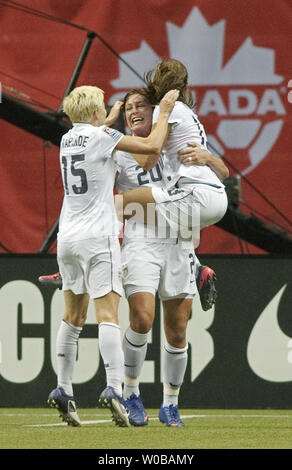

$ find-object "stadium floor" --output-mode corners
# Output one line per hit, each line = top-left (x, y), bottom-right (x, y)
(0, 408), (291, 450)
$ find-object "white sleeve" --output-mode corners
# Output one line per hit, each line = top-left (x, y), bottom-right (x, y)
(99, 126), (124, 158)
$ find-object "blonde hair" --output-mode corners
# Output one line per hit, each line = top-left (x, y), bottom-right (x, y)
(62, 85), (105, 123)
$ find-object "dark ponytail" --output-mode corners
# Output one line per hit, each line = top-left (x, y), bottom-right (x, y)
(144, 58), (195, 109)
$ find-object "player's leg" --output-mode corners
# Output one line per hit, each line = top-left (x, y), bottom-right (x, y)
(192, 186), (227, 310)
(193, 185), (228, 230)
(157, 242), (195, 426)
(56, 291), (88, 395)
(121, 180), (228, 239)
(159, 297), (192, 427)
(122, 292), (155, 426)
(120, 187), (155, 209)
(48, 290), (89, 426)
(95, 291), (123, 396)
(95, 291), (130, 427)
(152, 183), (225, 311)
(121, 186), (198, 238)
(124, 293), (155, 397)
(117, 187), (155, 226)
(121, 240), (162, 426)
(85, 236), (129, 427)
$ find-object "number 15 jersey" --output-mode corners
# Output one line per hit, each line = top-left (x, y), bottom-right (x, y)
(58, 122), (123, 242)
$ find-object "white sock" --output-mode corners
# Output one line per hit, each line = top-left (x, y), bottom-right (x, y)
(162, 340), (188, 407)
(98, 322), (124, 396)
(122, 326), (148, 399)
(123, 376), (140, 400)
(56, 320), (82, 396)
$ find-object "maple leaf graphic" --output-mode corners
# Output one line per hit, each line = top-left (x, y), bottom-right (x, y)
(111, 7), (283, 89)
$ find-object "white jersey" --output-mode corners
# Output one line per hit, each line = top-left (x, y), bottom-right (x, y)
(152, 101), (224, 189)
(58, 123), (123, 242)
(115, 151), (178, 241)
(115, 150), (165, 193)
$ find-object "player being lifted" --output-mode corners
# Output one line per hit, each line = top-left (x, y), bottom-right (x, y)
(112, 60), (228, 426)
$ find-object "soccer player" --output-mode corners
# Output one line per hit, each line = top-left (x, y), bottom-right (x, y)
(47, 85), (178, 427)
(115, 88), (228, 427)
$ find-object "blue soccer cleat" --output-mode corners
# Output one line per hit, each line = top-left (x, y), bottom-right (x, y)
(98, 386), (130, 427)
(159, 404), (184, 427)
(47, 386), (81, 426)
(125, 394), (149, 426)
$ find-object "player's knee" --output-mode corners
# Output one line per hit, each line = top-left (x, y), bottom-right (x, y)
(166, 324), (187, 348)
(130, 308), (154, 334)
(64, 310), (87, 328)
(98, 310), (119, 325)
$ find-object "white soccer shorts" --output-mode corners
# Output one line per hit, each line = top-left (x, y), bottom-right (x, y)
(121, 239), (197, 301)
(152, 179), (228, 242)
(57, 236), (123, 298)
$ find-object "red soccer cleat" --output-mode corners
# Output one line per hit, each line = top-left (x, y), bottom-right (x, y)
(196, 265), (217, 311)
(38, 272), (62, 289)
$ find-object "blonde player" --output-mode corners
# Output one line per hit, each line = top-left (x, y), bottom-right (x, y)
(47, 85), (178, 427)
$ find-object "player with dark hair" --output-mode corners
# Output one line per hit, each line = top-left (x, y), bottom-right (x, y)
(116, 87), (228, 427)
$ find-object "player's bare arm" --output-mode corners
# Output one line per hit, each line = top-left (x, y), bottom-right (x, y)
(127, 122), (171, 171)
(179, 142), (229, 181)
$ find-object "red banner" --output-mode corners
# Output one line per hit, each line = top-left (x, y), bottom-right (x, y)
(0, 0), (291, 254)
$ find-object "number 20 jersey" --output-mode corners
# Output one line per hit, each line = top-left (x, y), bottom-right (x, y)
(58, 122), (123, 242)
(115, 151), (175, 241)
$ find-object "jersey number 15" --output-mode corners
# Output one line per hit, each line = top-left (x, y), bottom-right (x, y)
(61, 154), (88, 195)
